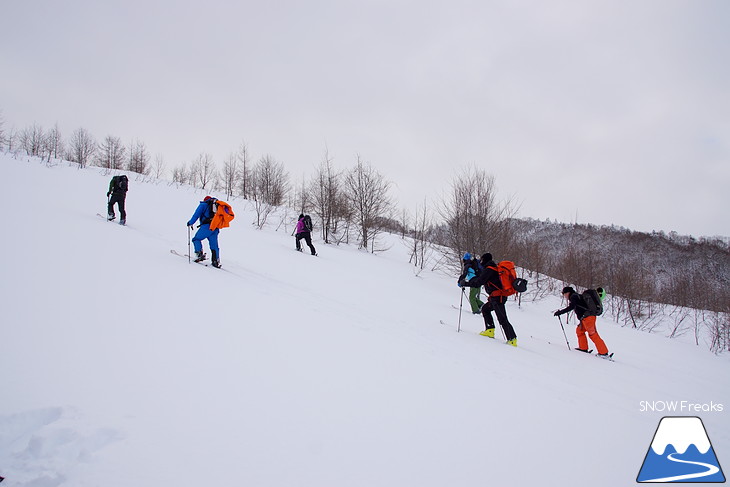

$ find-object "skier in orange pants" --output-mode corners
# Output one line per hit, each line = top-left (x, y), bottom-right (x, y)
(554, 286), (609, 356)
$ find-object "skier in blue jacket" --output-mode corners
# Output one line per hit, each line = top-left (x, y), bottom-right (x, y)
(187, 196), (221, 268)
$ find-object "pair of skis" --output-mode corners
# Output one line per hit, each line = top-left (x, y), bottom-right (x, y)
(96, 213), (127, 225)
(170, 249), (221, 269)
(574, 347), (615, 361)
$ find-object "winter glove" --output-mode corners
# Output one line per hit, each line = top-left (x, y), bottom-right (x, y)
(107, 192), (111, 197)
(553, 310), (563, 317)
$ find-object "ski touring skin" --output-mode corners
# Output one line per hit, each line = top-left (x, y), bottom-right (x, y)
(96, 213), (127, 226)
(574, 348), (594, 354)
(170, 249), (221, 268)
(573, 346), (615, 361)
(440, 320), (516, 347)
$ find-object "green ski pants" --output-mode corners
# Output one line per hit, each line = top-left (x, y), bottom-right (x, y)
(469, 287), (485, 313)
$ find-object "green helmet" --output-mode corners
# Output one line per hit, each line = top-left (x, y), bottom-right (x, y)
(597, 287), (606, 300)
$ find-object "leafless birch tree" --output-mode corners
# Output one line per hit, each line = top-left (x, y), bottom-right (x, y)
(96, 135), (126, 169)
(343, 156), (393, 252)
(438, 166), (518, 267)
(128, 140), (151, 175)
(67, 127), (97, 169)
(45, 123), (64, 161)
(309, 150), (343, 244)
(237, 142), (253, 200)
(190, 152), (216, 189)
(19, 123), (46, 157)
(221, 152), (241, 200)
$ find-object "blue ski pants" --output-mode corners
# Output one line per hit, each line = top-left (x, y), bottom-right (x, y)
(192, 225), (220, 256)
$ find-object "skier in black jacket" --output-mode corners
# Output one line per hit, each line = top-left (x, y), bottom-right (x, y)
(107, 174), (128, 225)
(465, 253), (518, 346)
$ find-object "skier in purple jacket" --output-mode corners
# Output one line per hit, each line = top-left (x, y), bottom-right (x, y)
(295, 214), (317, 255)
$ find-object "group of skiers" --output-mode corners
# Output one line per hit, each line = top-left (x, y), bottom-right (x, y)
(106, 175), (316, 269)
(458, 252), (611, 357)
(105, 175), (610, 357)
(458, 252), (519, 346)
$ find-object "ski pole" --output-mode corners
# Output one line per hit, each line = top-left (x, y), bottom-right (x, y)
(556, 315), (570, 350)
(187, 225), (191, 264)
(457, 287), (465, 332)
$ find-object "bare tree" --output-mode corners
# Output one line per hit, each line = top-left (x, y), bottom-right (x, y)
(249, 155), (289, 228)
(151, 154), (166, 179)
(0, 110), (6, 150)
(343, 156), (393, 252)
(221, 152), (240, 200)
(172, 163), (190, 185)
(408, 198), (434, 271)
(189, 152), (216, 189)
(45, 123), (64, 161)
(128, 139), (151, 175)
(6, 126), (18, 153)
(236, 142), (253, 199)
(19, 123), (46, 157)
(253, 155), (289, 206)
(291, 174), (308, 215)
(67, 127), (97, 169)
(438, 166), (518, 267)
(309, 150), (343, 244)
(96, 135), (127, 169)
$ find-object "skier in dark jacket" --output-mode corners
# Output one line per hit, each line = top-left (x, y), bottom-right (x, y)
(554, 286), (609, 356)
(107, 174), (128, 225)
(187, 196), (221, 268)
(457, 252), (484, 313)
(465, 253), (518, 346)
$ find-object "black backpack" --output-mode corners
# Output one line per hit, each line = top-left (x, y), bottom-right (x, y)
(581, 289), (603, 317)
(513, 277), (528, 293)
(303, 215), (313, 232)
(201, 198), (218, 225)
(112, 175), (128, 192)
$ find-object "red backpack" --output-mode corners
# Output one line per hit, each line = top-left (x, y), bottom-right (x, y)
(488, 261), (519, 297)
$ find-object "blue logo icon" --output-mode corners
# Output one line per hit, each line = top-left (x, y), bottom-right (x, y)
(637, 416), (725, 483)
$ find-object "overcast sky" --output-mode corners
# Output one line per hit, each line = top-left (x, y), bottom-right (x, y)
(2, 0), (729, 238)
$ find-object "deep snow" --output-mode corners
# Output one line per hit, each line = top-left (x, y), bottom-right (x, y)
(0, 153), (728, 487)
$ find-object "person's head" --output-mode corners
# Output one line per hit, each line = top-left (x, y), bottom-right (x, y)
(562, 286), (575, 297)
(597, 287), (606, 300)
(299, 213), (305, 220)
(203, 196), (213, 202)
(462, 252), (472, 261)
(480, 252), (493, 263)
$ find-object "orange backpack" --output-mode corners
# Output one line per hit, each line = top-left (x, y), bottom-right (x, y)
(209, 200), (235, 230)
(488, 260), (519, 297)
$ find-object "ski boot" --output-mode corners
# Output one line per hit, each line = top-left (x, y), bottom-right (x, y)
(194, 250), (206, 262)
(507, 338), (518, 347)
(211, 250), (221, 268)
(479, 328), (495, 338)
(107, 213), (115, 221)
(119, 219), (126, 226)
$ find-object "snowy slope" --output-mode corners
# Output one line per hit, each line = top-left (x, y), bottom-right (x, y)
(0, 153), (728, 487)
